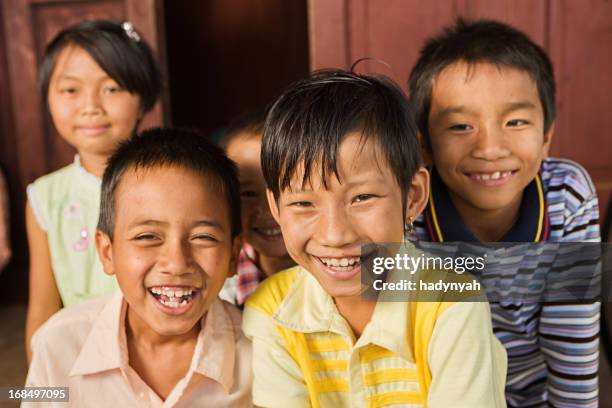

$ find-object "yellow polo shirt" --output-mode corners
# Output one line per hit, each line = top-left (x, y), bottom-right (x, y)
(243, 266), (507, 408)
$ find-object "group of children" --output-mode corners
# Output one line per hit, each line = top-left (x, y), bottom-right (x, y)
(22, 17), (599, 408)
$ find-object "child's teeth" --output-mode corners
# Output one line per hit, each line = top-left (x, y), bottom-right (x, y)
(150, 286), (198, 302)
(159, 298), (186, 309)
(320, 257), (360, 269)
(473, 171), (513, 181)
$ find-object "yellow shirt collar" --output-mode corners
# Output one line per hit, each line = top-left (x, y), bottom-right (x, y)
(272, 264), (416, 363)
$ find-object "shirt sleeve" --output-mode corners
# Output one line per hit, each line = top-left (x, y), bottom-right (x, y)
(540, 303), (600, 407)
(22, 326), (64, 408)
(25, 327), (51, 387)
(541, 182), (600, 407)
(242, 306), (310, 407)
(26, 182), (48, 232)
(426, 302), (508, 408)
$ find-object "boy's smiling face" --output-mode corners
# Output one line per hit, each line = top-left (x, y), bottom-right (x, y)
(427, 61), (552, 216)
(267, 133), (427, 299)
(96, 165), (239, 337)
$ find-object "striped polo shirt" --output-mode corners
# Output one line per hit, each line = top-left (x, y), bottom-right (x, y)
(414, 157), (600, 408)
(243, 264), (507, 407)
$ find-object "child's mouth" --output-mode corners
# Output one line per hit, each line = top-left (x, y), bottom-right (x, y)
(315, 256), (361, 280)
(466, 170), (516, 186)
(148, 286), (201, 314)
(77, 124), (111, 136)
(252, 226), (283, 241)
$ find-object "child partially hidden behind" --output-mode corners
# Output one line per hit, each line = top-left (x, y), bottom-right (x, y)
(242, 70), (507, 407)
(218, 112), (295, 306)
(25, 128), (251, 407)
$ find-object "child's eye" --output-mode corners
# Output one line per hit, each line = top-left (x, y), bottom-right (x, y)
(192, 234), (219, 243)
(506, 119), (529, 127)
(353, 194), (376, 203)
(448, 124), (473, 132)
(103, 86), (122, 94)
(289, 201), (312, 208)
(60, 87), (78, 95)
(134, 233), (159, 241)
(240, 190), (258, 198)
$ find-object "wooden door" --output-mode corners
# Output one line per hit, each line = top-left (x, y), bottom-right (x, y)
(0, 0), (167, 303)
(309, 0), (612, 215)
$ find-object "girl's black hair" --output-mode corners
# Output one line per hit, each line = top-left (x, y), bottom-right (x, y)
(39, 20), (162, 112)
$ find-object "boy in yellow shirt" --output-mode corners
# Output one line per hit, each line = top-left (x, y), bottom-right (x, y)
(242, 70), (507, 407)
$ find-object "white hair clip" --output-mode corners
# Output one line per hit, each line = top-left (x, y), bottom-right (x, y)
(122, 21), (141, 42)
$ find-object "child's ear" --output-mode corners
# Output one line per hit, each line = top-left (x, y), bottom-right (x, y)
(266, 188), (281, 224)
(228, 233), (243, 278)
(95, 230), (115, 276)
(542, 121), (555, 158)
(405, 166), (430, 222)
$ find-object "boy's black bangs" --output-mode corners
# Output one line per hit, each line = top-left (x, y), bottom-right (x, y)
(269, 76), (376, 195)
(276, 121), (342, 194)
(99, 128), (241, 239)
(278, 122), (381, 194)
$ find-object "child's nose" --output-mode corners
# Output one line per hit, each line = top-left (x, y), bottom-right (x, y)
(80, 89), (103, 115)
(316, 205), (358, 247)
(159, 239), (194, 275)
(255, 200), (270, 216)
(471, 125), (510, 160)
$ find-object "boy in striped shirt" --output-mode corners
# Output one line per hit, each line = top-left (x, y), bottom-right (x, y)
(242, 69), (507, 407)
(408, 19), (600, 407)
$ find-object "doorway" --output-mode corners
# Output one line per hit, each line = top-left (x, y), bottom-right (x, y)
(163, 0), (310, 136)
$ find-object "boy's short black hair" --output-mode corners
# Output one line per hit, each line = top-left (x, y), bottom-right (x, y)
(262, 69), (421, 212)
(40, 19), (162, 112)
(98, 127), (241, 239)
(219, 110), (267, 150)
(408, 18), (556, 147)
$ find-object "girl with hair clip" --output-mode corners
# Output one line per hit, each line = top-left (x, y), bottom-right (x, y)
(25, 20), (162, 362)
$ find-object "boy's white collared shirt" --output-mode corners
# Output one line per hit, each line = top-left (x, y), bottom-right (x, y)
(25, 292), (252, 407)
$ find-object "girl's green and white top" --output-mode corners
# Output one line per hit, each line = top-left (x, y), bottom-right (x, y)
(27, 155), (118, 307)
